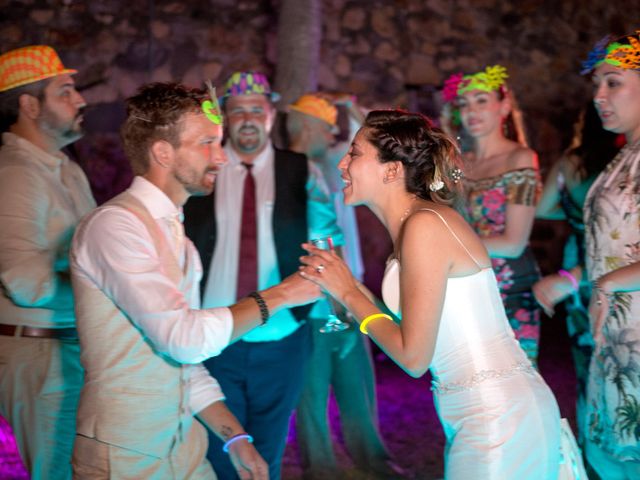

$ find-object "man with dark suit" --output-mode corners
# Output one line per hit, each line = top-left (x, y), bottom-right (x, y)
(184, 72), (342, 479)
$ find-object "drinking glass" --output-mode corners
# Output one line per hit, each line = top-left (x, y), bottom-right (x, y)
(310, 236), (350, 333)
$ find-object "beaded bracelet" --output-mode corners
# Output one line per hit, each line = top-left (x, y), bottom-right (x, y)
(248, 291), (269, 325)
(359, 313), (392, 335)
(222, 433), (254, 453)
(558, 269), (579, 293)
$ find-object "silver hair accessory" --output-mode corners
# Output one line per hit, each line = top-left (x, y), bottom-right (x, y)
(130, 114), (152, 123)
(450, 167), (463, 184)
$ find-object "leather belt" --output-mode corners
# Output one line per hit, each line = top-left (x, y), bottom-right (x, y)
(0, 324), (78, 341)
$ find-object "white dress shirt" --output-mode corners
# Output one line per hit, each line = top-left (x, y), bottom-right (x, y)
(71, 176), (232, 413)
(0, 132), (96, 327)
(204, 143), (343, 342)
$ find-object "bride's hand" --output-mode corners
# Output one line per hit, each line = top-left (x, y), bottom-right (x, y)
(299, 243), (360, 305)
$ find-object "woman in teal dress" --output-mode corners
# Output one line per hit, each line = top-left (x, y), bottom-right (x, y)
(443, 66), (542, 365)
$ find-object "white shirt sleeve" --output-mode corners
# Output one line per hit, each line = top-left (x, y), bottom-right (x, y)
(71, 206), (233, 364)
(187, 363), (225, 414)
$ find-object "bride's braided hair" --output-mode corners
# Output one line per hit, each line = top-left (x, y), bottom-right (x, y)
(363, 110), (463, 204)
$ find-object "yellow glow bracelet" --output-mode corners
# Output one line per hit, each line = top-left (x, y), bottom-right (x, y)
(359, 313), (392, 335)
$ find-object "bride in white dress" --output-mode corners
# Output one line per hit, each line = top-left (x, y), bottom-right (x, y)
(299, 110), (562, 479)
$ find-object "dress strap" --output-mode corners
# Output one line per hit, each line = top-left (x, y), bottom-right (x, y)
(415, 208), (483, 269)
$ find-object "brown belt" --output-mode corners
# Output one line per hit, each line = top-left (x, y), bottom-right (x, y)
(0, 324), (78, 340)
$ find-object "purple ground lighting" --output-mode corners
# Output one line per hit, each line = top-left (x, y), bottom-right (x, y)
(0, 312), (576, 479)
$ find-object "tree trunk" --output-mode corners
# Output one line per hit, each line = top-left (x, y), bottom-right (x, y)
(273, 0), (321, 108)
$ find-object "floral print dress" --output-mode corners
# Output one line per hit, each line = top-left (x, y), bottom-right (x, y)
(584, 141), (640, 461)
(463, 168), (542, 364)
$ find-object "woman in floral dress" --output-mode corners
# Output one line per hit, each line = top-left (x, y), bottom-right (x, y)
(533, 102), (620, 444)
(443, 66), (542, 364)
(578, 32), (640, 479)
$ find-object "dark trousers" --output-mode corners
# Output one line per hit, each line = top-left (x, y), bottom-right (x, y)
(203, 323), (311, 480)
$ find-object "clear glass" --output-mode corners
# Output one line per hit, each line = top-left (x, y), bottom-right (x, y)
(310, 236), (350, 333)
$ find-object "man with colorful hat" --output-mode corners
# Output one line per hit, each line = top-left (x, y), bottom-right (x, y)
(0, 45), (95, 479)
(184, 72), (343, 479)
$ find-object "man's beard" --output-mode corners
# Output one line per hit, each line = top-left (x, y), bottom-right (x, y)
(231, 124), (265, 153)
(38, 106), (84, 147)
(176, 162), (216, 197)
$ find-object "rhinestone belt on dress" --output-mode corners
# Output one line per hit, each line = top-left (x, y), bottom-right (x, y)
(430, 361), (535, 395)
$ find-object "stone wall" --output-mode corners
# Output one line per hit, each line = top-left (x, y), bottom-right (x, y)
(1, 0), (638, 272)
(2, 0), (637, 157)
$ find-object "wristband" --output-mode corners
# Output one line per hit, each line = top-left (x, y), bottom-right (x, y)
(222, 433), (254, 453)
(558, 269), (579, 292)
(248, 291), (269, 325)
(359, 313), (392, 335)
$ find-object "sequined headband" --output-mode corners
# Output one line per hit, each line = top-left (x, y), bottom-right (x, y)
(442, 65), (509, 103)
(581, 31), (640, 74)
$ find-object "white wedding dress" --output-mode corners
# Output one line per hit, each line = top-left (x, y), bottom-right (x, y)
(381, 209), (563, 479)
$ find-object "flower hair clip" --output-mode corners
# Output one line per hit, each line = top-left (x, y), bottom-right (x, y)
(429, 179), (445, 192)
(442, 73), (464, 103)
(442, 66), (508, 103)
(429, 165), (445, 192)
(483, 65), (509, 91)
(429, 166), (463, 191)
(457, 65), (508, 96)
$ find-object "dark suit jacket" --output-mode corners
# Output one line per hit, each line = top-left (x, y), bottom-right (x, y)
(183, 148), (312, 321)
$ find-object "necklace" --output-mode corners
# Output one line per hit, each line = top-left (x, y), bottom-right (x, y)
(399, 198), (417, 224)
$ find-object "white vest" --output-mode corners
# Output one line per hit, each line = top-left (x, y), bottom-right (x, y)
(72, 191), (196, 458)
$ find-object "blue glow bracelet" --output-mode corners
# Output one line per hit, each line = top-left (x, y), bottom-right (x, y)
(222, 433), (254, 453)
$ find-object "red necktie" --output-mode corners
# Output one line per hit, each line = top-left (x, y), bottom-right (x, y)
(236, 163), (258, 299)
